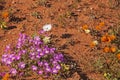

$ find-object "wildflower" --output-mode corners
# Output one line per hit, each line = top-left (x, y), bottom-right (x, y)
(95, 26), (101, 31)
(0, 22), (7, 29)
(38, 70), (43, 75)
(15, 55), (21, 60)
(82, 25), (88, 30)
(117, 53), (120, 60)
(110, 46), (116, 53)
(32, 65), (38, 71)
(82, 25), (90, 33)
(45, 66), (51, 72)
(101, 35), (111, 42)
(10, 68), (17, 75)
(55, 64), (61, 70)
(43, 24), (52, 31)
(103, 47), (110, 53)
(38, 61), (43, 66)
(2, 11), (9, 19)
(6, 59), (12, 65)
(99, 22), (104, 27)
(52, 68), (59, 74)
(44, 61), (49, 67)
(109, 35), (116, 40)
(84, 29), (90, 33)
(2, 73), (9, 80)
(101, 34), (116, 43)
(18, 62), (26, 69)
(90, 40), (98, 47)
(43, 36), (50, 44)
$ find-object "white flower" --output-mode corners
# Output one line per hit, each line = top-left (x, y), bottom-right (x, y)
(93, 40), (98, 45)
(85, 29), (90, 33)
(43, 24), (52, 31)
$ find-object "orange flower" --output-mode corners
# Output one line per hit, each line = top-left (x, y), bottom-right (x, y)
(96, 26), (101, 31)
(101, 34), (112, 43)
(99, 22), (104, 27)
(103, 47), (110, 53)
(2, 73), (9, 80)
(110, 46), (116, 53)
(101, 36), (107, 42)
(117, 53), (120, 60)
(2, 12), (9, 19)
(96, 22), (104, 31)
(90, 40), (98, 47)
(82, 25), (88, 30)
(109, 35), (116, 40)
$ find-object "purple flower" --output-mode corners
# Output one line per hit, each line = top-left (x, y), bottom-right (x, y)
(38, 61), (43, 66)
(2, 54), (8, 58)
(10, 68), (17, 75)
(44, 62), (49, 67)
(50, 48), (55, 53)
(36, 54), (41, 59)
(21, 50), (26, 54)
(1, 58), (7, 63)
(55, 64), (61, 70)
(38, 70), (43, 75)
(18, 62), (26, 69)
(37, 48), (42, 52)
(54, 53), (64, 62)
(51, 64), (61, 74)
(30, 56), (35, 60)
(15, 55), (21, 60)
(0, 72), (6, 77)
(52, 68), (59, 74)
(39, 52), (45, 56)
(45, 66), (51, 72)
(9, 54), (15, 59)
(30, 52), (36, 56)
(39, 30), (45, 34)
(6, 59), (12, 65)
(34, 36), (40, 41)
(32, 65), (38, 71)
(16, 42), (22, 49)
(5, 44), (11, 52)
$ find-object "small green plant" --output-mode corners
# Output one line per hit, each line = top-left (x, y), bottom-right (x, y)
(0, 21), (7, 29)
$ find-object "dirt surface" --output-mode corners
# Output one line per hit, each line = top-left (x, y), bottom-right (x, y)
(0, 0), (120, 80)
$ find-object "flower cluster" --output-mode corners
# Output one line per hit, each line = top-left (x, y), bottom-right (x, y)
(1, 32), (64, 77)
(84, 22), (120, 79)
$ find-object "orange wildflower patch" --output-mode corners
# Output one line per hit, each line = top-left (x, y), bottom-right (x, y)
(95, 26), (101, 31)
(109, 35), (116, 40)
(110, 46), (116, 53)
(2, 73), (9, 80)
(90, 41), (98, 47)
(103, 46), (117, 53)
(99, 22), (104, 27)
(103, 47), (110, 53)
(2, 12), (9, 19)
(101, 35), (111, 42)
(95, 22), (104, 31)
(101, 34), (116, 43)
(117, 54), (120, 60)
(82, 25), (88, 30)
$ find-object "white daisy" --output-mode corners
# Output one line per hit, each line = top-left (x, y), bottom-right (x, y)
(43, 24), (52, 31)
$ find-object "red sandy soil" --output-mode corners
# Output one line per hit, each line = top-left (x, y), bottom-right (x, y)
(0, 0), (120, 80)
